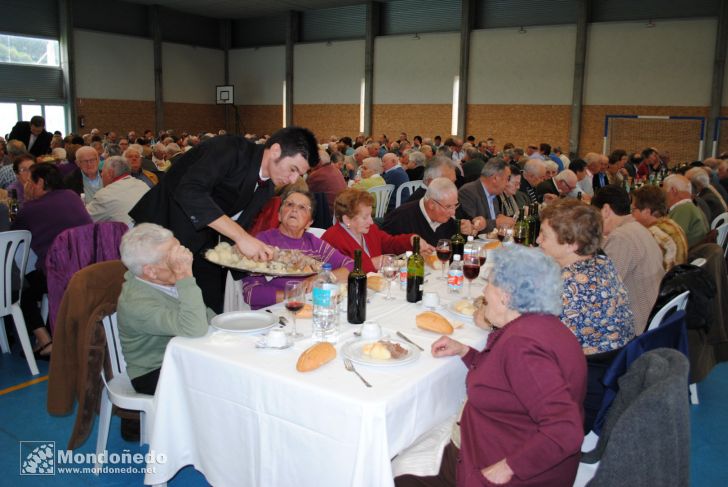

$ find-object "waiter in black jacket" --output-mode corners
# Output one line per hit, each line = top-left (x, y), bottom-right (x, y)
(129, 126), (319, 312)
(8, 115), (53, 158)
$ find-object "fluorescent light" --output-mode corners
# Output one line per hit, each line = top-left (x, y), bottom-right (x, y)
(451, 76), (460, 136)
(359, 78), (366, 134)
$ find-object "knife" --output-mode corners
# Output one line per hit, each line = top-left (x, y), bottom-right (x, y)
(397, 331), (424, 351)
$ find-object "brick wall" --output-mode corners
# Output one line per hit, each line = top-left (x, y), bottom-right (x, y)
(293, 104), (360, 141)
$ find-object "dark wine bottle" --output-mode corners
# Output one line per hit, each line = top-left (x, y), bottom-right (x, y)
(7, 188), (18, 222)
(450, 219), (465, 263)
(406, 236), (425, 303)
(347, 249), (367, 324)
(529, 203), (540, 246)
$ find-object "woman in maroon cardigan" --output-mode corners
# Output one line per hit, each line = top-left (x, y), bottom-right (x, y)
(322, 188), (433, 273)
(397, 245), (586, 487)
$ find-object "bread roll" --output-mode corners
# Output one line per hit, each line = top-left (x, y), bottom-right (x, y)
(296, 342), (336, 372)
(416, 311), (454, 335)
(367, 274), (387, 292)
(425, 254), (442, 270)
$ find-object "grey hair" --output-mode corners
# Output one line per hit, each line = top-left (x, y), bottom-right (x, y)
(120, 223), (174, 276)
(489, 245), (563, 316)
(465, 147), (480, 160)
(481, 157), (507, 178)
(424, 177), (457, 201)
(354, 146), (369, 158)
(363, 156), (383, 174)
(52, 148), (66, 160)
(409, 151), (426, 167)
(424, 156), (456, 182)
(544, 159), (559, 173)
(664, 174), (692, 194)
(165, 143), (182, 157)
(523, 158), (546, 176)
(685, 167), (710, 190)
(104, 156), (131, 178)
(124, 144), (143, 158)
(106, 144), (122, 157)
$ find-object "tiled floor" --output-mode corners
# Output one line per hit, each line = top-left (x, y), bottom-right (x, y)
(1, 344), (726, 486)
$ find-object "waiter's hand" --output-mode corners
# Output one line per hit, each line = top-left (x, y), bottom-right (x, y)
(235, 234), (275, 261)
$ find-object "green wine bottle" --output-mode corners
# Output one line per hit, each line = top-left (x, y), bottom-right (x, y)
(406, 236), (425, 303)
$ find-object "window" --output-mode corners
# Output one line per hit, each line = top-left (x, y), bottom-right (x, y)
(0, 33), (60, 67)
(0, 102), (66, 138)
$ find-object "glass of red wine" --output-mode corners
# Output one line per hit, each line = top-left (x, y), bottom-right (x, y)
(463, 253), (481, 298)
(284, 281), (305, 338)
(497, 223), (509, 243)
(436, 239), (451, 280)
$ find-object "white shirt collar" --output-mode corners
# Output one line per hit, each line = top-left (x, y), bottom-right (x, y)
(419, 198), (440, 231)
(135, 276), (179, 299)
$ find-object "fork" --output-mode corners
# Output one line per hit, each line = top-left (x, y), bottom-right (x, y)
(343, 358), (372, 388)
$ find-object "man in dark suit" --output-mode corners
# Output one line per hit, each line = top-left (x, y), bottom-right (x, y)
(129, 127), (319, 312)
(382, 152), (409, 213)
(536, 169), (578, 203)
(381, 177), (483, 245)
(457, 158), (512, 233)
(520, 159), (546, 204)
(8, 115), (52, 158)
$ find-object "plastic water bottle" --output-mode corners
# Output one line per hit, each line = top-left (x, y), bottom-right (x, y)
(400, 251), (412, 290)
(312, 263), (339, 342)
(448, 254), (463, 294)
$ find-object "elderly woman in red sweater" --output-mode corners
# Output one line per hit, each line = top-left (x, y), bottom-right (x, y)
(322, 188), (433, 272)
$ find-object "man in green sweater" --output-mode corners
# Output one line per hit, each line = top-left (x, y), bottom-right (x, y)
(117, 223), (213, 396)
(664, 174), (709, 248)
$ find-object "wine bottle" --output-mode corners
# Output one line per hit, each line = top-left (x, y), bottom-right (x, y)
(450, 219), (465, 263)
(513, 206), (530, 245)
(7, 189), (19, 222)
(406, 236), (425, 303)
(347, 249), (367, 324)
(528, 203), (540, 246)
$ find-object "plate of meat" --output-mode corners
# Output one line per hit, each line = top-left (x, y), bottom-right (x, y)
(341, 338), (420, 366)
(204, 242), (321, 276)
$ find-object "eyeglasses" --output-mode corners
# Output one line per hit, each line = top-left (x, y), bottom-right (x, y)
(559, 180), (575, 193)
(432, 199), (460, 212)
(282, 201), (311, 213)
(77, 158), (98, 165)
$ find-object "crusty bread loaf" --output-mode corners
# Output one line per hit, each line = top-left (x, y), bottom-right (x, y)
(416, 311), (454, 335)
(296, 342), (336, 372)
(425, 254), (442, 270)
(367, 274), (387, 292)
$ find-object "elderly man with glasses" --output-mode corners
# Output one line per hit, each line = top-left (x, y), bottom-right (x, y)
(536, 169), (578, 204)
(63, 145), (104, 203)
(381, 177), (483, 245)
(457, 158), (513, 234)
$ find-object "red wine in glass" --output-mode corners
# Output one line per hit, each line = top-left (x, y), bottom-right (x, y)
(497, 233), (505, 242)
(285, 301), (305, 313)
(513, 235), (525, 245)
(478, 256), (486, 266)
(436, 249), (451, 262)
(463, 264), (480, 280)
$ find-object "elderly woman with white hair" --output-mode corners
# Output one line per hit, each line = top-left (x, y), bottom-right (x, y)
(685, 166), (727, 224)
(117, 223), (212, 395)
(397, 245), (586, 487)
(124, 144), (158, 188)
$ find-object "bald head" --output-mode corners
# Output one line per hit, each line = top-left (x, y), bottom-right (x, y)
(584, 152), (602, 172)
(523, 159), (546, 186)
(382, 152), (399, 171)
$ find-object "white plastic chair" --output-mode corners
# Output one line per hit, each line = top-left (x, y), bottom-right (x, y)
(0, 230), (39, 375)
(395, 180), (425, 208)
(646, 291), (689, 332)
(715, 223), (728, 256)
(368, 184), (395, 218)
(306, 227), (326, 238)
(96, 313), (154, 472)
(710, 211), (727, 229)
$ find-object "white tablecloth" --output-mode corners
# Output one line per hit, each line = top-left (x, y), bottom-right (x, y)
(144, 277), (488, 486)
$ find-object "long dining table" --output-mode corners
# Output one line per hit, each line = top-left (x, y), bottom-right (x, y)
(143, 273), (489, 487)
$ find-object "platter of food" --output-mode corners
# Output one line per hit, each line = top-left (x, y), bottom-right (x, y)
(341, 338), (420, 366)
(205, 242), (321, 276)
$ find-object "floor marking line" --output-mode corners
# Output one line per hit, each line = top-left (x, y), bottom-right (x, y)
(0, 375), (48, 395)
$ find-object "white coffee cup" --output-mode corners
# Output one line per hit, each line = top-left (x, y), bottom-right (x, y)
(266, 328), (288, 347)
(423, 291), (440, 309)
(361, 321), (382, 340)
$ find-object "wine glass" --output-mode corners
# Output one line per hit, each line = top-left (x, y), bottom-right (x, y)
(284, 281), (305, 338)
(496, 224), (509, 243)
(380, 254), (398, 301)
(463, 253), (481, 299)
(436, 239), (451, 280)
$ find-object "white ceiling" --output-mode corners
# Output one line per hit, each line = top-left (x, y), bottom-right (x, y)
(127, 0), (382, 19)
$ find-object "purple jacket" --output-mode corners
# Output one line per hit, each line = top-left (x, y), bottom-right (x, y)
(45, 221), (128, 333)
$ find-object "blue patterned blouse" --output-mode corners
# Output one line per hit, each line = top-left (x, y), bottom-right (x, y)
(561, 254), (635, 354)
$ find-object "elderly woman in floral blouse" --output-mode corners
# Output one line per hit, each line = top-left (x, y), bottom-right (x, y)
(537, 199), (634, 354)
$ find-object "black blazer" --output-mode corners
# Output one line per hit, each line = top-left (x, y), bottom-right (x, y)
(380, 200), (458, 246)
(536, 178), (559, 203)
(8, 121), (52, 157)
(129, 135), (274, 253)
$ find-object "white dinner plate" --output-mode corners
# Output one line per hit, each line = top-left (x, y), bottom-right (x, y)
(447, 301), (476, 321)
(211, 311), (277, 334)
(341, 338), (420, 367)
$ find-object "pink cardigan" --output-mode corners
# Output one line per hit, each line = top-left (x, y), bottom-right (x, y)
(321, 222), (412, 274)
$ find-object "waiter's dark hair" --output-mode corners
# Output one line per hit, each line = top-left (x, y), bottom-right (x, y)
(266, 126), (320, 168)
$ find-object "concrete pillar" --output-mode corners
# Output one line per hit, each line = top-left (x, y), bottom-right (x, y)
(58, 0), (76, 133)
(568, 0), (589, 158)
(457, 0), (475, 138)
(363, 2), (381, 137)
(285, 11), (300, 127)
(149, 5), (164, 135)
(707, 0), (728, 157)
